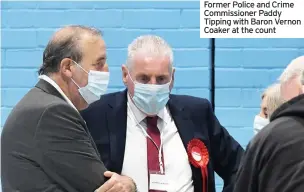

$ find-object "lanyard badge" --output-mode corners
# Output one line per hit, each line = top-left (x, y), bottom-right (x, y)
(127, 103), (164, 173)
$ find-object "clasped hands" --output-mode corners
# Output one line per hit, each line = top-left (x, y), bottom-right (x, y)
(95, 171), (136, 192)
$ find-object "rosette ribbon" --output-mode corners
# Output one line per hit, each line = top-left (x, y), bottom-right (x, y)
(187, 139), (210, 192)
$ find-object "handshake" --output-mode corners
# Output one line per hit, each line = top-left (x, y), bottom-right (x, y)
(95, 171), (137, 192)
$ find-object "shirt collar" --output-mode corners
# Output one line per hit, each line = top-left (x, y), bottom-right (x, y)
(127, 93), (169, 125)
(38, 75), (78, 112)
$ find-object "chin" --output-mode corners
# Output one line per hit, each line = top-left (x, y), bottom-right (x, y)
(146, 113), (157, 117)
(77, 103), (89, 111)
(82, 104), (89, 111)
(142, 110), (158, 117)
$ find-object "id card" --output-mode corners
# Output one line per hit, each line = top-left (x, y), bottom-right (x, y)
(149, 174), (169, 191)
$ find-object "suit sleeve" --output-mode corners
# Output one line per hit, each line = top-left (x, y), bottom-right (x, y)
(34, 103), (107, 192)
(205, 101), (244, 192)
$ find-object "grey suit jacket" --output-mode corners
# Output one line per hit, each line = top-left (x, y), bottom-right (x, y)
(1, 79), (107, 192)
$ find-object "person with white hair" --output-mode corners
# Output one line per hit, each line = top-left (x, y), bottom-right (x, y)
(81, 35), (244, 192)
(234, 56), (304, 192)
(253, 83), (285, 135)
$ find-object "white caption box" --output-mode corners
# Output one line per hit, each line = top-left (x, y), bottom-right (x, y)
(200, 0), (304, 38)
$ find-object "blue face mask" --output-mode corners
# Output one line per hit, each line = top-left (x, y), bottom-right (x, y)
(129, 73), (171, 115)
(71, 61), (109, 105)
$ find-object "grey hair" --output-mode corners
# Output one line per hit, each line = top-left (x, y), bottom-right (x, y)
(262, 83), (285, 119)
(38, 25), (102, 75)
(126, 35), (174, 72)
(279, 56), (304, 84)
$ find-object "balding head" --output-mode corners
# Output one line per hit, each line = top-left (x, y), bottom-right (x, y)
(39, 25), (103, 75)
(279, 56), (304, 83)
(279, 56), (304, 101)
(38, 25), (109, 110)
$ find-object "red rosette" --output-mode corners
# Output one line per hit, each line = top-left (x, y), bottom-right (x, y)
(187, 139), (209, 168)
(187, 139), (209, 192)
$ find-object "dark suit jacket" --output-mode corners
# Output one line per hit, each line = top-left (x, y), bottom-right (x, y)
(1, 80), (107, 192)
(80, 90), (244, 192)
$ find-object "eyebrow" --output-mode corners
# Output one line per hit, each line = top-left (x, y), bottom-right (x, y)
(137, 74), (169, 77)
(96, 55), (106, 62)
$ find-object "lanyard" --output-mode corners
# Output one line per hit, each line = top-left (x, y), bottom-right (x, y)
(128, 103), (164, 174)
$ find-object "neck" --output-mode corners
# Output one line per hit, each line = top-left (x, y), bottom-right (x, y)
(48, 74), (72, 102)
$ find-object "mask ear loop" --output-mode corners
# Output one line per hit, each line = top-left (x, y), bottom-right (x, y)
(71, 78), (81, 89)
(70, 60), (90, 89)
(126, 70), (135, 100)
(127, 70), (137, 85)
(71, 60), (89, 74)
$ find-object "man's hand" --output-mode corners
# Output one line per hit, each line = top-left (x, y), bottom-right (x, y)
(95, 171), (136, 192)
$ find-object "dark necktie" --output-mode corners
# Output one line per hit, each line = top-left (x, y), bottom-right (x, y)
(146, 116), (165, 192)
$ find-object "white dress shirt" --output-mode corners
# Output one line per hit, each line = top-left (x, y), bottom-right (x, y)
(121, 94), (194, 192)
(39, 75), (78, 112)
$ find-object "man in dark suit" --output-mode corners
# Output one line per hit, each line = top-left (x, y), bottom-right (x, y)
(234, 56), (304, 192)
(81, 35), (244, 192)
(1, 25), (136, 192)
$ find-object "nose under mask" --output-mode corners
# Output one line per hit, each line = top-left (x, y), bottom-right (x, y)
(71, 61), (110, 105)
(127, 71), (171, 115)
(253, 115), (270, 135)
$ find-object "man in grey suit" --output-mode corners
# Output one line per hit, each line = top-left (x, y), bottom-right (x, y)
(1, 25), (136, 192)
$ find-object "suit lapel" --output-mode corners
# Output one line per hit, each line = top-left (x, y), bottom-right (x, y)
(168, 95), (203, 192)
(168, 96), (195, 149)
(106, 90), (128, 173)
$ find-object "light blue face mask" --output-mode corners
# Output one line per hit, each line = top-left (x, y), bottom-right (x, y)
(129, 73), (171, 115)
(71, 61), (110, 105)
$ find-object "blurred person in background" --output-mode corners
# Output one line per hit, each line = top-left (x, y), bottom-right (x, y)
(1, 25), (135, 192)
(253, 83), (285, 135)
(81, 35), (244, 192)
(234, 56), (304, 192)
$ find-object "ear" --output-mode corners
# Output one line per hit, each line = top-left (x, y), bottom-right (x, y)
(122, 65), (128, 86)
(169, 67), (175, 90)
(60, 58), (73, 78)
(172, 67), (175, 81)
(104, 63), (109, 72)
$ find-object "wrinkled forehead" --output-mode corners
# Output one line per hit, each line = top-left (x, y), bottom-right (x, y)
(80, 35), (106, 60)
(130, 54), (172, 76)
